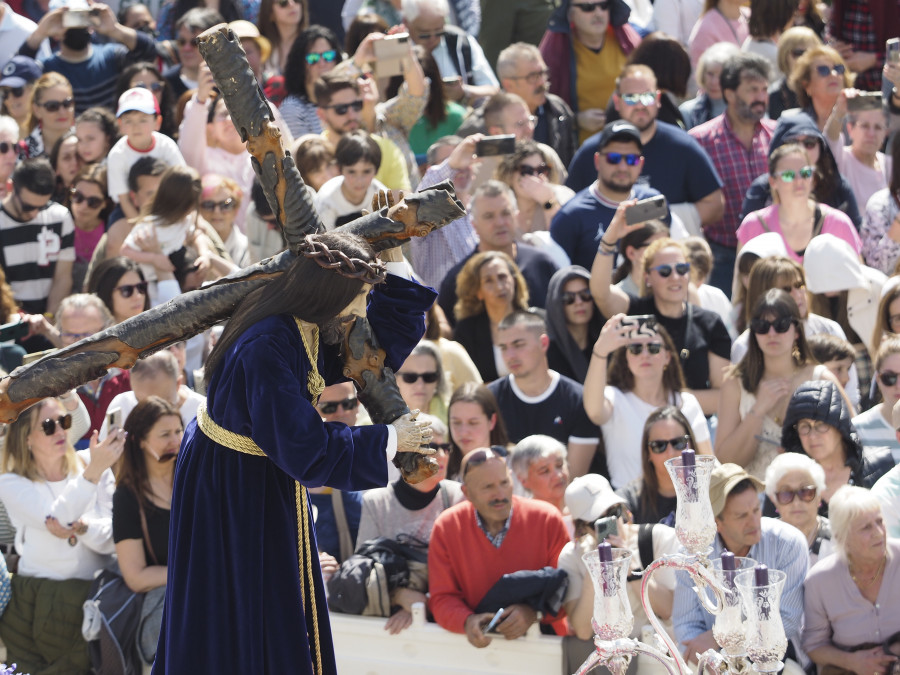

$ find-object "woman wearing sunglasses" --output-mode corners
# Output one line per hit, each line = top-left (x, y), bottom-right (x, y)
(259, 0), (309, 79)
(584, 315), (711, 489)
(737, 142), (861, 263)
(767, 27), (822, 121)
(0, 396), (124, 672)
(24, 73), (75, 160)
(788, 45), (853, 131)
(395, 341), (450, 425)
(69, 164), (112, 292)
(87, 256), (151, 325)
(717, 289), (839, 479)
(851, 337), (900, 463)
(112, 397), (183, 666)
(781, 379), (894, 515)
(198, 174), (249, 268)
(49, 130), (81, 205)
(545, 266), (605, 384)
(280, 26), (344, 139)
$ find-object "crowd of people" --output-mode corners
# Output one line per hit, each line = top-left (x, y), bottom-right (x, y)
(0, 0), (899, 671)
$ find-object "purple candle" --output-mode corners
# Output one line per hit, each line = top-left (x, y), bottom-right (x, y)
(721, 551), (736, 589)
(598, 542), (613, 596)
(681, 448), (696, 499)
(755, 565), (770, 619)
(597, 542), (612, 562)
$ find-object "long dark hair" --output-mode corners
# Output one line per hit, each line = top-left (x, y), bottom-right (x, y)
(87, 256), (150, 318)
(283, 25), (343, 100)
(205, 232), (376, 376)
(117, 396), (182, 505)
(115, 63), (177, 139)
(638, 406), (698, 522)
(607, 323), (687, 395)
(260, 0), (310, 51)
(145, 165), (201, 225)
(446, 382), (509, 479)
(386, 46), (446, 129)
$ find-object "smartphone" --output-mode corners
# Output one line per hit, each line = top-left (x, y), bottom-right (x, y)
(106, 406), (122, 431)
(372, 33), (409, 79)
(441, 76), (462, 85)
(62, 8), (92, 28)
(625, 195), (668, 226)
(594, 515), (618, 542)
(846, 91), (883, 112)
(620, 314), (658, 340)
(887, 38), (900, 64)
(475, 134), (516, 157)
(483, 608), (505, 634)
(0, 319), (28, 343)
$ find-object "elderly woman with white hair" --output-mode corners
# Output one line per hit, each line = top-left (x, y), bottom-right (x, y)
(803, 485), (900, 675)
(764, 452), (835, 566)
(679, 42), (741, 129)
(509, 435), (570, 516)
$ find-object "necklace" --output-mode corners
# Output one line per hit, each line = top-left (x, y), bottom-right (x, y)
(850, 553), (886, 589)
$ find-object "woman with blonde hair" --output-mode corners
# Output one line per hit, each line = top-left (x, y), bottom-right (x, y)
(24, 72), (75, 159)
(788, 45), (853, 130)
(768, 27), (822, 120)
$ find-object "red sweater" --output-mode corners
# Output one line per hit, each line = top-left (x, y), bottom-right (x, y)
(428, 496), (570, 635)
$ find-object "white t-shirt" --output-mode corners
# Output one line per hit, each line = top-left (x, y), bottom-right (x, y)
(106, 132), (186, 202)
(121, 215), (193, 303)
(601, 387), (710, 489)
(313, 175), (387, 231)
(852, 404), (900, 463)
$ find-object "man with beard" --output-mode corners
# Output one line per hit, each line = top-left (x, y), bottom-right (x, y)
(428, 447), (570, 647)
(17, 1), (158, 114)
(550, 120), (670, 269)
(690, 53), (775, 293)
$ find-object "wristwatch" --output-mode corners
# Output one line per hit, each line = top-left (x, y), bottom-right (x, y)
(543, 198), (556, 210)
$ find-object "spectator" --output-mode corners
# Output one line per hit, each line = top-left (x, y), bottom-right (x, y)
(590, 214), (732, 415)
(245, 177), (287, 264)
(568, 65), (725, 239)
(782, 379), (894, 514)
(69, 163), (112, 291)
(228, 19), (270, 85)
(157, 0), (255, 42)
(423, 304), (483, 391)
(198, 175), (249, 267)
(0, 4), (50, 68)
(730, 234), (790, 334)
(852, 337), (900, 463)
(690, 52), (775, 293)
(616, 405), (701, 524)
(404, 47), (466, 162)
(74, 107), (118, 165)
(402, 0), (499, 105)
(0, 158), (74, 317)
(767, 27), (822, 121)
(20, 2), (158, 114)
(539, 0), (640, 144)
(395, 341), (450, 425)
(545, 265), (604, 384)
(428, 448), (570, 645)
(873, 281), (900, 355)
(0, 56), (43, 140)
(825, 0), (898, 92)
(672, 463), (808, 663)
(446, 382), (509, 480)
(116, 62), (178, 140)
(314, 130), (387, 230)
(0, 116), (20, 201)
(292, 135), (338, 192)
(803, 486), (900, 673)
(438, 180), (559, 323)
(109, 87), (185, 219)
(0, 396), (124, 673)
(807, 333), (856, 392)
(490, 311), (601, 473)
(509, 434), (570, 514)
(682, 236), (737, 339)
(49, 130), (80, 204)
(316, 382), (361, 426)
(584, 315), (711, 488)
(679, 42), (740, 130)
(279, 25), (343, 138)
(872, 412), (900, 538)
(612, 219), (669, 296)
(861, 138), (900, 275)
(23, 71), (75, 160)
(791, 0), (826, 38)
(742, 0), (799, 79)
(162, 8), (224, 100)
(620, 32), (692, 130)
(687, 0), (749, 71)
(112, 396), (182, 665)
(259, 0), (308, 79)
(788, 45), (853, 131)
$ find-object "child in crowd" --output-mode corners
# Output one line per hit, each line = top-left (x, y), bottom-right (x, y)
(74, 107), (119, 165)
(293, 135), (339, 192)
(807, 334), (856, 394)
(107, 88), (185, 220)
(313, 131), (386, 230)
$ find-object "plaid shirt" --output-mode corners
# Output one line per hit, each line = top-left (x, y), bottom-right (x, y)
(689, 113), (775, 248)
(475, 503), (514, 548)
(827, 0), (882, 91)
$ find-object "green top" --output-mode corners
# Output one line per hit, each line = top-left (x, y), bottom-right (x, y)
(408, 102), (467, 157)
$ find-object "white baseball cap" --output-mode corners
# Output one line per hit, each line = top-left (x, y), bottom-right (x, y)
(116, 87), (159, 118)
(565, 474), (626, 522)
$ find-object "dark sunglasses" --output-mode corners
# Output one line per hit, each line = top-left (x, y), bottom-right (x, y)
(518, 163), (550, 178)
(275, 0), (297, 6)
(879, 371), (900, 387)
(115, 281), (149, 298)
(415, 30), (445, 40)
(750, 316), (795, 335)
(133, 81), (163, 92)
(572, 1), (610, 10)
(317, 397), (359, 414)
(0, 141), (18, 155)
(650, 262), (691, 278)
(428, 442), (451, 452)
(562, 289), (592, 305)
(41, 414), (72, 436)
(775, 485), (817, 505)
(200, 198), (235, 212)
(321, 99), (363, 115)
(306, 50), (338, 66)
(14, 191), (46, 215)
(779, 280), (805, 293)
(37, 97), (75, 112)
(399, 371), (438, 384)
(461, 447), (505, 478)
(600, 151), (641, 166)
(1, 87), (25, 98)
(627, 342), (662, 356)
(648, 435), (689, 454)
(814, 64), (845, 77)
(70, 190), (105, 209)
(176, 37), (199, 48)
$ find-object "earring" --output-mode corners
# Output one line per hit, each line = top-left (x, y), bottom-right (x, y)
(792, 342), (801, 361)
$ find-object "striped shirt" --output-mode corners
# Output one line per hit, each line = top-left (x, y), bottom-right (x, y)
(672, 516), (808, 646)
(852, 405), (900, 463)
(0, 201), (75, 314)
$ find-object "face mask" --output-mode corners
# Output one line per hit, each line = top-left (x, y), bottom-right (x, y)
(63, 28), (92, 51)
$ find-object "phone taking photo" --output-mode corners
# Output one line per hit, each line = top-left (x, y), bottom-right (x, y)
(594, 515), (618, 542)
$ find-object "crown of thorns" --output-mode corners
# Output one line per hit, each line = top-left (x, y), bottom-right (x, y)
(298, 235), (387, 284)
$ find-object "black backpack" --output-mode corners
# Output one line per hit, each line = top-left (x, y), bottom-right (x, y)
(83, 568), (144, 675)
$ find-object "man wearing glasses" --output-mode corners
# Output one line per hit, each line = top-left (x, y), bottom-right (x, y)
(0, 158), (74, 321)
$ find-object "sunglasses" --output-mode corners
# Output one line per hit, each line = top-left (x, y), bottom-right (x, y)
(461, 447), (504, 478)
(70, 190), (105, 209)
(600, 152), (641, 166)
(627, 342), (663, 355)
(508, 69), (550, 85)
(648, 435), (690, 454)
(879, 370), (900, 387)
(321, 100), (363, 115)
(115, 281), (149, 298)
(37, 97), (75, 112)
(779, 280), (805, 294)
(814, 63), (846, 77)
(1, 87), (25, 98)
(775, 485), (817, 505)
(177, 36), (199, 48)
(518, 163), (550, 178)
(306, 50), (338, 66)
(775, 166), (814, 182)
(317, 397), (359, 414)
(14, 191), (46, 215)
(788, 137), (819, 150)
(620, 92), (656, 107)
(275, 0), (298, 6)
(428, 442), (451, 452)
(572, 1), (610, 11)
(0, 141), (18, 155)
(60, 330), (94, 341)
(200, 198), (235, 212)
(40, 414), (72, 436)
(133, 81), (163, 92)
(415, 30), (445, 40)
(562, 289), (592, 305)
(650, 262), (691, 278)
(750, 316), (795, 334)
(794, 420), (831, 436)
(398, 371), (439, 384)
